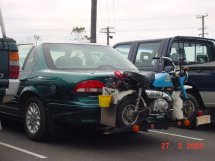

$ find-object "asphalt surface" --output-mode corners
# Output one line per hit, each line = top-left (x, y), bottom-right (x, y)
(0, 119), (215, 161)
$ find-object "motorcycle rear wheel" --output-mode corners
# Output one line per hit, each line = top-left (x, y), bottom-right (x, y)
(116, 95), (142, 127)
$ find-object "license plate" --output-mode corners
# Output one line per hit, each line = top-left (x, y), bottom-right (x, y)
(196, 115), (211, 126)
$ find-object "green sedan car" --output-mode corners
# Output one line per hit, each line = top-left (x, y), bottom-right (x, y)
(0, 42), (138, 141)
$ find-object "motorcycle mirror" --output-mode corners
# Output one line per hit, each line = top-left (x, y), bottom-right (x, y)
(163, 65), (172, 72)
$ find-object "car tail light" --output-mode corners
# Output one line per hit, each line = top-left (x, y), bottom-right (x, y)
(74, 80), (105, 93)
(9, 51), (19, 79)
(150, 124), (155, 129)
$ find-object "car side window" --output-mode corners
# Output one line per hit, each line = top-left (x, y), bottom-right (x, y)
(170, 41), (215, 64)
(135, 42), (160, 67)
(114, 44), (131, 58)
(23, 48), (37, 71)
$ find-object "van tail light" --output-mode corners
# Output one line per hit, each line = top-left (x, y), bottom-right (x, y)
(183, 66), (189, 71)
(9, 51), (19, 79)
(197, 110), (203, 117)
(73, 80), (105, 93)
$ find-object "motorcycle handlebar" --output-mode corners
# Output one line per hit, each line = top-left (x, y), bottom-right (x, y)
(152, 57), (160, 59)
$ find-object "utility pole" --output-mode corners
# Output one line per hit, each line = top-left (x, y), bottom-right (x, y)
(90, 0), (97, 43)
(0, 8), (7, 38)
(100, 26), (115, 45)
(196, 13), (208, 38)
(0, 8), (5, 130)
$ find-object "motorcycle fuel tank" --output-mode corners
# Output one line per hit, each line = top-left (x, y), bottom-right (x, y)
(152, 73), (173, 88)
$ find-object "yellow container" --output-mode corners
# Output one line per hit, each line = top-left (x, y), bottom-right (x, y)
(98, 95), (112, 108)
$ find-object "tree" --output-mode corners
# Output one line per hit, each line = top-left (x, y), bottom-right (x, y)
(33, 35), (41, 44)
(71, 27), (90, 42)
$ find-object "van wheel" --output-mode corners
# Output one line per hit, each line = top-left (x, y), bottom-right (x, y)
(183, 93), (199, 128)
(24, 96), (48, 141)
(116, 96), (141, 127)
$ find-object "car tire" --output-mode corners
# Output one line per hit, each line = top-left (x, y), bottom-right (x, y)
(116, 95), (141, 127)
(183, 92), (200, 128)
(23, 96), (48, 141)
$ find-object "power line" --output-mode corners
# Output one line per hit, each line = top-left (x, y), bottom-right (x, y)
(98, 0), (104, 28)
(196, 13), (208, 38)
(4, 14), (198, 22)
(112, 0), (115, 27)
(106, 0), (110, 25)
(100, 26), (115, 45)
(117, 27), (195, 32)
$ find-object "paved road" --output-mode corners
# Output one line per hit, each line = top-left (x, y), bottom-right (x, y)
(0, 119), (214, 161)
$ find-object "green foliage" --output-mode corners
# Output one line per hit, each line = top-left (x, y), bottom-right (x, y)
(71, 27), (90, 42)
(33, 35), (41, 44)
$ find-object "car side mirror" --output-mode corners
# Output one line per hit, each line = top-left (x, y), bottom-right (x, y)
(163, 65), (172, 72)
(163, 59), (172, 71)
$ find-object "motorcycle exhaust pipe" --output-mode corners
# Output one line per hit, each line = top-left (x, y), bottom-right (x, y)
(145, 90), (172, 102)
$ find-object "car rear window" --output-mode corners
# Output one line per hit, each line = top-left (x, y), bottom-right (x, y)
(43, 43), (137, 71)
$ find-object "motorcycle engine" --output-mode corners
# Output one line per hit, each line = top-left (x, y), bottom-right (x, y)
(149, 99), (169, 113)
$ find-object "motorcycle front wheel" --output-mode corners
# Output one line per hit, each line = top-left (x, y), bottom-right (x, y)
(182, 92), (200, 128)
(116, 95), (142, 127)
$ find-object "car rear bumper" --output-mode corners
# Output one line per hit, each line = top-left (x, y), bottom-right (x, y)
(2, 79), (20, 103)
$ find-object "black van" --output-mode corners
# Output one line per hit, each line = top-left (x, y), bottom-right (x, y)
(114, 36), (215, 127)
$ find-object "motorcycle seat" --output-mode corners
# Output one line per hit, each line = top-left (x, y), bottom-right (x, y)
(124, 71), (155, 87)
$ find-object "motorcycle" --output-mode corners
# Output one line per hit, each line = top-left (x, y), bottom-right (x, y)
(101, 56), (191, 128)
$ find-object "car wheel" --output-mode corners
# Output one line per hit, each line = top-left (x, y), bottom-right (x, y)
(24, 96), (48, 141)
(183, 92), (199, 128)
(116, 96), (141, 127)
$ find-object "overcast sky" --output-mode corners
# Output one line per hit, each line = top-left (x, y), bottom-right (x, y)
(1, 0), (215, 45)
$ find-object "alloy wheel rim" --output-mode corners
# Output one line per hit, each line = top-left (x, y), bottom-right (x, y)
(26, 103), (41, 135)
(122, 104), (138, 125)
